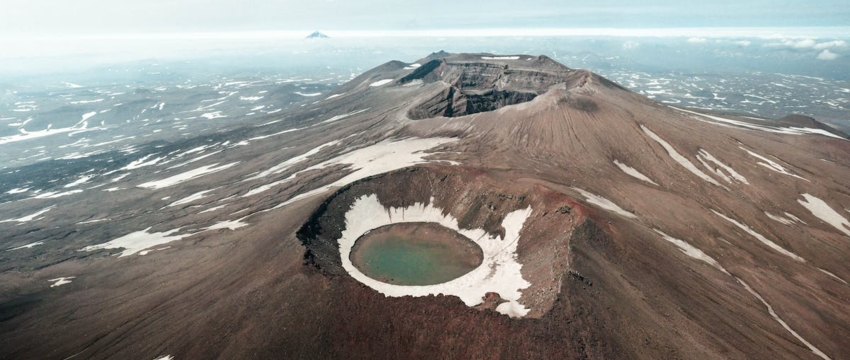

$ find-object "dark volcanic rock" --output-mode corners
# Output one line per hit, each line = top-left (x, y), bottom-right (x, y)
(2, 52), (849, 360)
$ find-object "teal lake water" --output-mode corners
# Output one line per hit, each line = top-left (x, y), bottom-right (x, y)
(353, 234), (482, 286)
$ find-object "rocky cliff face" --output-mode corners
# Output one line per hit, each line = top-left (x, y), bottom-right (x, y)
(403, 56), (580, 119)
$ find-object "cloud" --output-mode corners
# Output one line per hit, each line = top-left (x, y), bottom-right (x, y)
(817, 49), (839, 60)
(787, 38), (817, 48)
(734, 40), (752, 46)
(813, 40), (847, 49)
(687, 37), (707, 43)
(768, 38), (847, 50)
(622, 41), (640, 50)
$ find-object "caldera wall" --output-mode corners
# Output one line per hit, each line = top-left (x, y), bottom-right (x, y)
(296, 166), (579, 318)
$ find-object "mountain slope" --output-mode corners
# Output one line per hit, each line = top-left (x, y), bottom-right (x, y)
(1, 53), (849, 360)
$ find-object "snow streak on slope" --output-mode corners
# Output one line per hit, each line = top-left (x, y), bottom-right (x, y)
(48, 277), (75, 288)
(654, 226), (832, 359)
(740, 147), (807, 181)
(697, 149), (748, 184)
(272, 137), (457, 209)
(168, 189), (215, 207)
(33, 190), (83, 199)
(246, 140), (340, 181)
(675, 107), (845, 141)
(572, 188), (638, 219)
(798, 194), (850, 237)
(80, 228), (194, 257)
(137, 163), (239, 190)
(655, 230), (730, 275)
(6, 241), (44, 251)
(613, 160), (658, 185)
(711, 210), (805, 262)
(765, 212), (795, 225)
(737, 279), (832, 360)
(369, 79), (393, 87)
(641, 125), (725, 188)
(321, 109), (370, 124)
(0, 207), (53, 223)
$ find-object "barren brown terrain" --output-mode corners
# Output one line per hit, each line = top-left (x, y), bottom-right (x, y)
(1, 53), (849, 359)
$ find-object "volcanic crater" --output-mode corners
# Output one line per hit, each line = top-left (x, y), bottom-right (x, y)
(404, 55), (581, 120)
(3, 52), (850, 360)
(297, 166), (581, 318)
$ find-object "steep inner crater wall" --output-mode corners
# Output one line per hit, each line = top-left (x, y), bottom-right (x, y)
(405, 58), (574, 120)
(296, 166), (579, 318)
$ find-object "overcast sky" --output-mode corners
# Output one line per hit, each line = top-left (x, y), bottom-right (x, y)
(2, 0), (849, 36)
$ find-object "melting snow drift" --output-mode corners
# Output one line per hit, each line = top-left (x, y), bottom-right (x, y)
(80, 228), (194, 257)
(613, 159), (658, 185)
(369, 79), (393, 87)
(798, 194), (850, 237)
(573, 188), (637, 219)
(48, 277), (75, 288)
(338, 194), (533, 318)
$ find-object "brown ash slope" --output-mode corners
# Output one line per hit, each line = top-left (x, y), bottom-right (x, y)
(1, 53), (850, 360)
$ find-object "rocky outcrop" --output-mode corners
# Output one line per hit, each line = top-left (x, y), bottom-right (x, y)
(405, 56), (578, 120)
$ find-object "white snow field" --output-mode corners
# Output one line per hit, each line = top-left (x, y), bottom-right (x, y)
(337, 194), (533, 318)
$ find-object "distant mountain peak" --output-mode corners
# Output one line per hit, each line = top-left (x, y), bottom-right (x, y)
(306, 31), (329, 39)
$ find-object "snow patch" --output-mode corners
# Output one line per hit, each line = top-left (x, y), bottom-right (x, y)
(613, 160), (657, 185)
(818, 268), (848, 285)
(6, 241), (44, 251)
(198, 204), (227, 214)
(321, 108), (370, 124)
(248, 127), (304, 141)
(740, 147), (807, 181)
(168, 189), (215, 207)
(0, 207), (53, 223)
(272, 138), (457, 209)
(765, 212), (795, 225)
(697, 149), (748, 184)
(33, 189), (83, 199)
(205, 218), (249, 231)
(80, 228), (193, 257)
(481, 56), (520, 60)
(122, 154), (165, 170)
(64, 175), (94, 188)
(138, 162), (239, 190)
(78, 218), (109, 225)
(572, 188), (637, 219)
(49, 277), (75, 287)
(737, 279), (831, 360)
(676, 108), (845, 140)
(338, 194), (533, 317)
(655, 230), (729, 275)
(200, 111), (226, 120)
(243, 175), (295, 197)
(81, 112), (98, 122)
(369, 79), (393, 87)
(641, 125), (726, 188)
(712, 210), (805, 262)
(797, 194), (850, 237)
(139, 246), (171, 256)
(246, 141), (340, 180)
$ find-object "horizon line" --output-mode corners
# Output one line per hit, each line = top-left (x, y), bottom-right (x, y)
(3, 26), (850, 41)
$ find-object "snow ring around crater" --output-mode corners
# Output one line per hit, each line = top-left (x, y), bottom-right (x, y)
(337, 194), (533, 318)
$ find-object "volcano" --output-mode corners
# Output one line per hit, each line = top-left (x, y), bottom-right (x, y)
(1, 53), (849, 359)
